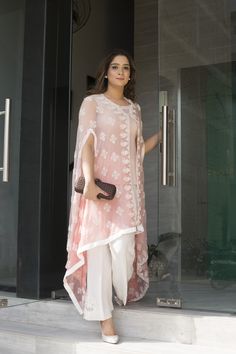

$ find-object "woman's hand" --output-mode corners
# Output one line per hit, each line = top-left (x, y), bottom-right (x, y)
(83, 180), (108, 201)
(144, 129), (162, 155)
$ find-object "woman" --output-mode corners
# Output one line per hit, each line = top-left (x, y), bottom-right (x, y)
(64, 49), (162, 344)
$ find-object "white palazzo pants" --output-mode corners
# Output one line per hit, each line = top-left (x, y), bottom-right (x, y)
(83, 233), (135, 321)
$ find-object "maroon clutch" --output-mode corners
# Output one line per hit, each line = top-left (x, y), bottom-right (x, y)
(74, 176), (116, 200)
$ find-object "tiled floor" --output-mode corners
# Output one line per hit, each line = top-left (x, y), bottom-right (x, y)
(0, 291), (40, 307)
(141, 280), (236, 313)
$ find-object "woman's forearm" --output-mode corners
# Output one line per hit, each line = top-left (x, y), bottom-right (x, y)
(144, 130), (162, 155)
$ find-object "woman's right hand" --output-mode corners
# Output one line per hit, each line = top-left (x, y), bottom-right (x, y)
(83, 180), (108, 201)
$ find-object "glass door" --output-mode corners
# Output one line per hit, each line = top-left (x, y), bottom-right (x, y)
(0, 0), (25, 290)
(157, 0), (236, 312)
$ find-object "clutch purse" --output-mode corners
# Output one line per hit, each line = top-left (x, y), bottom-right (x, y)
(74, 176), (116, 200)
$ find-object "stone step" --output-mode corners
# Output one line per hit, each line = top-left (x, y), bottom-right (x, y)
(0, 319), (235, 354)
(0, 296), (236, 350)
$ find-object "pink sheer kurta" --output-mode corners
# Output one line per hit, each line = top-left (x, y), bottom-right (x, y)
(64, 93), (149, 314)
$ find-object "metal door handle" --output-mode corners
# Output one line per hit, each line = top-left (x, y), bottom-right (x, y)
(161, 105), (176, 186)
(0, 98), (10, 182)
(161, 105), (168, 186)
(168, 108), (176, 186)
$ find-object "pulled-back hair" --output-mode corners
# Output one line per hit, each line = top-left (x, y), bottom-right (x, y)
(87, 49), (136, 102)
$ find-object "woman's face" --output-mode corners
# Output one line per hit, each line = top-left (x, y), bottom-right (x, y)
(106, 55), (130, 89)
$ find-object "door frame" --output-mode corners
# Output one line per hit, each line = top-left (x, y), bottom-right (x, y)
(17, 0), (72, 299)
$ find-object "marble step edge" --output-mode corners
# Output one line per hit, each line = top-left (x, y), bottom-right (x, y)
(1, 300), (236, 349)
(0, 320), (183, 354)
(2, 298), (236, 319)
(0, 320), (236, 354)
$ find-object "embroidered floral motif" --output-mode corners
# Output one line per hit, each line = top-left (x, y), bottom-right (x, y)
(122, 159), (129, 165)
(77, 287), (83, 295)
(89, 120), (96, 129)
(115, 188), (122, 198)
(111, 152), (119, 162)
(112, 170), (120, 180)
(104, 203), (111, 212)
(121, 141), (128, 147)
(101, 149), (108, 159)
(116, 206), (124, 216)
(96, 105), (104, 114)
(110, 134), (117, 144)
(123, 176), (131, 182)
(124, 185), (131, 191)
(101, 166), (108, 176)
(127, 202), (134, 209)
(121, 150), (128, 156)
(99, 132), (106, 141)
(84, 296), (95, 312)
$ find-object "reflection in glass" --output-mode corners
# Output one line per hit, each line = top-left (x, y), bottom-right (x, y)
(0, 0), (25, 289)
(156, 0), (236, 312)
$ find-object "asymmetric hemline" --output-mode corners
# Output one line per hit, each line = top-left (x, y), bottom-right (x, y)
(64, 223), (144, 277)
(64, 225), (143, 315)
(64, 94), (149, 314)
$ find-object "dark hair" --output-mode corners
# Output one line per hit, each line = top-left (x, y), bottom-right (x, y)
(87, 49), (136, 102)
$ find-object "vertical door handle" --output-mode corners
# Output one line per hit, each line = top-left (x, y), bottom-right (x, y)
(0, 98), (10, 182)
(161, 105), (168, 186)
(168, 108), (176, 186)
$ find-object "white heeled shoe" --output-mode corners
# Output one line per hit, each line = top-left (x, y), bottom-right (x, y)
(102, 333), (119, 344)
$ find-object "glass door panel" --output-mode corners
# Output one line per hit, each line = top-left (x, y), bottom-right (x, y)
(157, 0), (236, 312)
(0, 0), (25, 290)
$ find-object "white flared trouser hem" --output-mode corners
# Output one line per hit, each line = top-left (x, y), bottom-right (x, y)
(83, 233), (135, 321)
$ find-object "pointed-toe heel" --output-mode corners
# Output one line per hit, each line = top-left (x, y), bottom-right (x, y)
(102, 333), (119, 344)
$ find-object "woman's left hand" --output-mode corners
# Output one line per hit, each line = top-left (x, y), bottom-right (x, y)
(144, 129), (162, 155)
